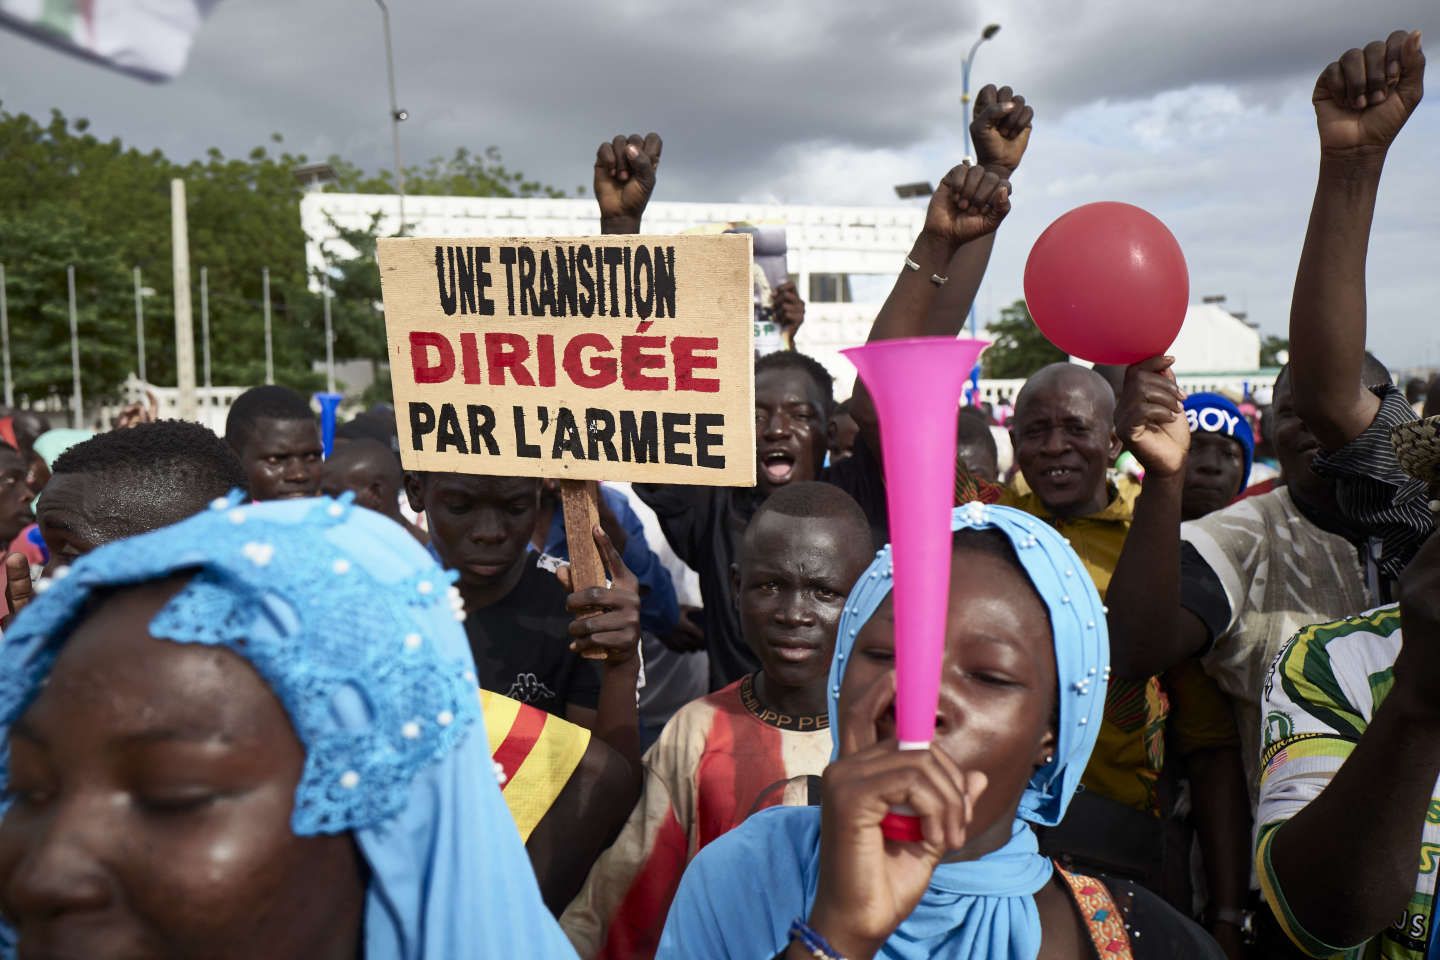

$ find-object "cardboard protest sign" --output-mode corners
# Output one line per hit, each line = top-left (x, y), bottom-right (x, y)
(377, 234), (755, 487)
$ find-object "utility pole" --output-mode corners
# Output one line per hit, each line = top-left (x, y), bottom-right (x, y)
(322, 269), (336, 394)
(0, 262), (11, 408)
(200, 265), (212, 389)
(375, 0), (408, 234)
(133, 266), (148, 384)
(66, 265), (82, 428)
(171, 179), (198, 420)
(263, 266), (274, 384)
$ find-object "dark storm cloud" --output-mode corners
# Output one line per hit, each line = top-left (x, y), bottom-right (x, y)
(2, 0), (1434, 200)
(3, 0), (1436, 364)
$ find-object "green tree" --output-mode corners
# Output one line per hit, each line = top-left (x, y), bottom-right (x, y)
(0, 106), (564, 405)
(313, 212), (388, 398)
(1260, 334), (1290, 367)
(181, 136), (322, 390)
(0, 109), (322, 398)
(317, 213), (388, 362)
(0, 217), (136, 405)
(325, 146), (582, 199)
(982, 299), (1067, 378)
(0, 109), (179, 395)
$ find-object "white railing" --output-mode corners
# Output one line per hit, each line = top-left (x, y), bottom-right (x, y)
(91, 368), (1283, 438)
(973, 371), (1282, 408)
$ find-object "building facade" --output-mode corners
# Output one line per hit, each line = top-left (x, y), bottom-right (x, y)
(301, 193), (1277, 405)
(301, 192), (927, 398)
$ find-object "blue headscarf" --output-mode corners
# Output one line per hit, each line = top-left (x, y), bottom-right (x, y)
(657, 502), (1109, 959)
(1184, 392), (1254, 490)
(0, 494), (577, 960)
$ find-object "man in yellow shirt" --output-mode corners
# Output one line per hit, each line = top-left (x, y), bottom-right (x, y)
(995, 363), (1168, 820)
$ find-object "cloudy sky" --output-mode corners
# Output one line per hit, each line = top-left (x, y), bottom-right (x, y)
(4, 0), (1438, 369)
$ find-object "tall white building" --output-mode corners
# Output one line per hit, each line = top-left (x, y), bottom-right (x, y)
(301, 193), (926, 398)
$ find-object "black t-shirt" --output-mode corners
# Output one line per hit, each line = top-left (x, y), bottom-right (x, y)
(1178, 541), (1232, 655)
(464, 554), (602, 717)
(830, 433), (896, 545)
(635, 454), (875, 691)
(632, 483), (762, 690)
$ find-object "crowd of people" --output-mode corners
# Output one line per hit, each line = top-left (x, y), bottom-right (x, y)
(0, 28), (1435, 960)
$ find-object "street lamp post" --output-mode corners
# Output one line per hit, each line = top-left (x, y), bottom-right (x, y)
(66, 265), (83, 429)
(171, 179), (198, 422)
(200, 265), (212, 389)
(0, 262), (11, 409)
(262, 266), (274, 385)
(961, 23), (1001, 164)
(133, 267), (148, 384)
(322, 268), (335, 395)
(375, 0), (408, 235)
(960, 22), (1000, 345)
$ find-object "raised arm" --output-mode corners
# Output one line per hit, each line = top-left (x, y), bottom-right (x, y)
(590, 131), (717, 564)
(1289, 31), (1424, 450)
(848, 163), (1010, 461)
(1106, 356), (1211, 678)
(849, 85), (1028, 456)
(560, 526), (645, 784)
(1262, 529), (1440, 949)
(923, 85), (1032, 337)
(526, 734), (635, 913)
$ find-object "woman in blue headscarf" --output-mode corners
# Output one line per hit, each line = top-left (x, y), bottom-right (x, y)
(658, 502), (1220, 959)
(0, 494), (578, 959)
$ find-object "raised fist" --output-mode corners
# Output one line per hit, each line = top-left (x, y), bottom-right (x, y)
(971, 84), (1033, 175)
(771, 281), (805, 346)
(921, 162), (1011, 249)
(594, 132), (662, 233)
(1313, 30), (1424, 160)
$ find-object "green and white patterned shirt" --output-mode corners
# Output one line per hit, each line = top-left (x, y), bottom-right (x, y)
(1256, 604), (1436, 959)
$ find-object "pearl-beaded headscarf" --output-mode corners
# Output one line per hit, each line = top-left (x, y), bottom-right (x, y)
(657, 502), (1111, 960)
(0, 494), (577, 959)
(828, 501), (1110, 826)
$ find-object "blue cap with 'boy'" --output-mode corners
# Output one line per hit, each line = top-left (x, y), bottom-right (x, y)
(1183, 392), (1254, 490)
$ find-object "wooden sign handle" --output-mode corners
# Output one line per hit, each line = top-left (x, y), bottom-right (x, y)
(560, 480), (608, 660)
(559, 479), (606, 594)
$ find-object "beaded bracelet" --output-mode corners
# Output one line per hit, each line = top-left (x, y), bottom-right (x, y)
(788, 918), (848, 960)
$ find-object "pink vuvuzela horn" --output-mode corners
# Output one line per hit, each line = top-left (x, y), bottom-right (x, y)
(843, 336), (988, 843)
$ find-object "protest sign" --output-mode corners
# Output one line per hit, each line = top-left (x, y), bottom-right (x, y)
(377, 234), (755, 488)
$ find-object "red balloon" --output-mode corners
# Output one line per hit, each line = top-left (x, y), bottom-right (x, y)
(1023, 202), (1189, 366)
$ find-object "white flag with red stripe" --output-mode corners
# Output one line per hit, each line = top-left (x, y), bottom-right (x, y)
(0, 0), (220, 81)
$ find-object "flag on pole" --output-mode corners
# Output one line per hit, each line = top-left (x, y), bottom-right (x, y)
(0, 0), (221, 81)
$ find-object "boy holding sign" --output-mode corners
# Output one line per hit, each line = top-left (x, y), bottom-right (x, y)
(405, 471), (645, 777)
(379, 141), (759, 785)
